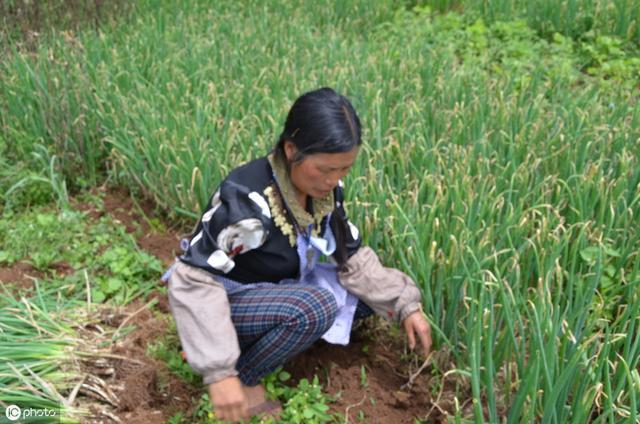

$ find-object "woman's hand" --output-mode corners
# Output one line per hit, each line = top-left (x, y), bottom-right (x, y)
(208, 376), (249, 422)
(402, 311), (432, 359)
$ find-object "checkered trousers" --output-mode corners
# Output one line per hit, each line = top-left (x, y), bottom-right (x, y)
(230, 283), (373, 386)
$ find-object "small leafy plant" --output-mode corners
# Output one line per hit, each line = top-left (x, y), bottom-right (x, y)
(278, 376), (333, 424)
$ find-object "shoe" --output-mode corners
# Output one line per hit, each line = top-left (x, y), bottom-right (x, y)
(248, 399), (282, 419)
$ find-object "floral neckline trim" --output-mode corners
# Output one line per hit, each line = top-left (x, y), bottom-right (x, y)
(265, 152), (334, 247)
(263, 185), (297, 247)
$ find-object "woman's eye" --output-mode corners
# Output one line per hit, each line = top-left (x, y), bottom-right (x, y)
(319, 167), (348, 174)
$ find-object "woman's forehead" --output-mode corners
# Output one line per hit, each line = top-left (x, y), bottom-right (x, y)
(308, 148), (359, 167)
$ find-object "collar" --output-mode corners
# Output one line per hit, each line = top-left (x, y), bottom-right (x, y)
(267, 151), (334, 235)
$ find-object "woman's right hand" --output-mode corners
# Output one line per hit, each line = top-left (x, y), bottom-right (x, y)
(208, 376), (249, 422)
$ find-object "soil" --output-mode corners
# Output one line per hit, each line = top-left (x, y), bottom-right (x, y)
(0, 260), (44, 291)
(5, 186), (470, 423)
(284, 324), (449, 424)
(75, 299), (201, 424)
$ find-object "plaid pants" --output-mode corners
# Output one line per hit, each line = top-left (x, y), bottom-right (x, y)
(229, 283), (373, 386)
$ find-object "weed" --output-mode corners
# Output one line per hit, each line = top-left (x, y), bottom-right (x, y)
(360, 365), (368, 389)
(279, 376), (333, 424)
(0, 198), (162, 305)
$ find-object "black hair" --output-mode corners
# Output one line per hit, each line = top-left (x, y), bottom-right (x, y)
(274, 87), (362, 268)
(274, 87), (362, 163)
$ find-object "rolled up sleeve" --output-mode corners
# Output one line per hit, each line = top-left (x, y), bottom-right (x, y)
(167, 261), (240, 385)
(337, 246), (423, 322)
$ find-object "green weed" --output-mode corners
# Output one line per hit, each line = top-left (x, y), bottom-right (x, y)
(0, 197), (163, 305)
(180, 370), (334, 424)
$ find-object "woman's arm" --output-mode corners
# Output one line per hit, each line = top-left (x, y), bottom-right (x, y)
(337, 246), (432, 357)
(168, 261), (250, 420)
(337, 246), (422, 321)
(167, 261), (240, 384)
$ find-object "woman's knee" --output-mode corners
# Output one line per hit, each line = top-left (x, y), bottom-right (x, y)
(289, 286), (337, 334)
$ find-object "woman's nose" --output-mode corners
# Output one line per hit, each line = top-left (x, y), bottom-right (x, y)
(325, 175), (339, 187)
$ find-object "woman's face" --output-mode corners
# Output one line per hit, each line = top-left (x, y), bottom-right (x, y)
(284, 141), (359, 200)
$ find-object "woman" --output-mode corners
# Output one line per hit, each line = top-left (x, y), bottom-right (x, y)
(167, 87), (432, 422)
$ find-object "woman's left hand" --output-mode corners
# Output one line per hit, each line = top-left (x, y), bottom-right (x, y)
(402, 311), (432, 359)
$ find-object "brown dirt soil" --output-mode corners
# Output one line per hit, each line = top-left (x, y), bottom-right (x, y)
(8, 187), (470, 423)
(0, 261), (44, 291)
(1, 260), (78, 296)
(70, 188), (199, 422)
(284, 321), (468, 423)
(74, 298), (201, 423)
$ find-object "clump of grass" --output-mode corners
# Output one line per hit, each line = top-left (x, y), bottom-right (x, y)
(0, 283), (88, 421)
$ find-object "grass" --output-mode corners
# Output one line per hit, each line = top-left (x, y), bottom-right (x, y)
(0, 283), (89, 423)
(420, 0), (640, 43)
(0, 0), (639, 422)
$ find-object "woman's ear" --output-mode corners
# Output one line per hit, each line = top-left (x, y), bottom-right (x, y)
(283, 140), (297, 162)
